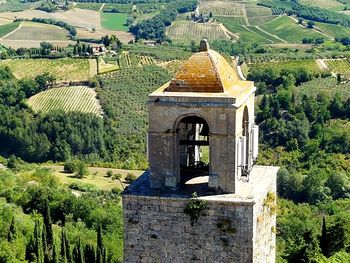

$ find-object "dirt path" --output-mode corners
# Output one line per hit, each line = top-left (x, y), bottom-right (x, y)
(89, 59), (98, 77)
(242, 4), (250, 26)
(255, 25), (288, 43)
(220, 23), (239, 40)
(316, 59), (328, 70)
(99, 3), (105, 12)
(0, 21), (23, 40)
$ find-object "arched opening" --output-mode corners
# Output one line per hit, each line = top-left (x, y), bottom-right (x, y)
(242, 106), (249, 175)
(176, 116), (210, 190)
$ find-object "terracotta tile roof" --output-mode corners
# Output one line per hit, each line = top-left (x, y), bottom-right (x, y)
(166, 43), (240, 93)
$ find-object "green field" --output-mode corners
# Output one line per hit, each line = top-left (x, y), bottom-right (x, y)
(249, 59), (322, 75)
(27, 86), (103, 116)
(75, 2), (103, 11)
(217, 17), (270, 43)
(246, 25), (283, 43)
(43, 164), (143, 191)
(260, 16), (327, 43)
(4, 21), (69, 41)
(0, 21), (20, 37)
(315, 22), (350, 39)
(101, 12), (128, 31)
(0, 58), (91, 81)
(297, 77), (350, 100)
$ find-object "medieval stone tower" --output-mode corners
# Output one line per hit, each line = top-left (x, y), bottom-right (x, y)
(123, 40), (278, 263)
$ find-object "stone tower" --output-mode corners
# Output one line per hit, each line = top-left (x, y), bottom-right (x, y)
(123, 40), (278, 263)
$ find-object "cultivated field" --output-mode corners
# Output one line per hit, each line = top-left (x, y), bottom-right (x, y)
(101, 12), (128, 31)
(0, 8), (101, 29)
(0, 58), (91, 81)
(315, 22), (350, 39)
(324, 59), (350, 79)
(0, 21), (20, 37)
(0, 17), (12, 25)
(76, 28), (134, 44)
(260, 16), (326, 43)
(199, 1), (244, 16)
(27, 86), (103, 116)
(4, 21), (68, 41)
(166, 21), (230, 44)
(248, 59), (322, 75)
(299, 0), (344, 10)
(298, 77), (350, 100)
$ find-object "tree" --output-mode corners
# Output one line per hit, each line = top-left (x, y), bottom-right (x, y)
(320, 215), (329, 257)
(7, 216), (16, 242)
(105, 170), (113, 177)
(73, 237), (84, 263)
(84, 244), (95, 263)
(43, 203), (54, 249)
(75, 161), (89, 179)
(125, 173), (136, 183)
(96, 225), (105, 263)
(307, 21), (315, 28)
(61, 229), (70, 263)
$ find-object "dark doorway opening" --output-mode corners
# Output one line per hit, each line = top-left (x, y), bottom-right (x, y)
(177, 116), (210, 190)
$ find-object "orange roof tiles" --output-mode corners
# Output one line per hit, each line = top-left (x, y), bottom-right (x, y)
(166, 45), (240, 93)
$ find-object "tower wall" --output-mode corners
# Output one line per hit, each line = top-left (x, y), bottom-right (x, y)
(123, 166), (277, 263)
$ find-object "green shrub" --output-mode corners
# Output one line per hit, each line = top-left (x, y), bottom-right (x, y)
(124, 173), (136, 183)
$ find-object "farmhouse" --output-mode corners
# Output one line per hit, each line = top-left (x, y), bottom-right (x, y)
(123, 40), (278, 263)
(90, 43), (106, 55)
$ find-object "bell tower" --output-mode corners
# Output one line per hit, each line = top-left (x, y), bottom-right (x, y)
(123, 40), (278, 263)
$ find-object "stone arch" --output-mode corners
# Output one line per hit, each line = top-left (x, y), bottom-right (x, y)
(175, 114), (211, 187)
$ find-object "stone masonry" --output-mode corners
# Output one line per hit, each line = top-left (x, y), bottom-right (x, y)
(123, 165), (277, 263)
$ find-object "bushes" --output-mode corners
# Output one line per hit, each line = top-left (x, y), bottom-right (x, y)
(64, 160), (89, 178)
(124, 173), (136, 183)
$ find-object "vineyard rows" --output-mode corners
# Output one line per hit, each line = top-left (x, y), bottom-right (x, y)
(324, 59), (350, 79)
(27, 86), (103, 116)
(166, 21), (230, 43)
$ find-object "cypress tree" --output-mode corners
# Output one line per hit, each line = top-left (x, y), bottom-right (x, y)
(61, 229), (67, 263)
(65, 230), (72, 263)
(53, 242), (59, 263)
(84, 244), (95, 263)
(73, 237), (84, 263)
(7, 216), (16, 242)
(34, 220), (44, 263)
(320, 215), (329, 257)
(96, 225), (103, 263)
(43, 204), (54, 249)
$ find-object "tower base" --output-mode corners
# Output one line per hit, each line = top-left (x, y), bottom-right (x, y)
(123, 165), (278, 263)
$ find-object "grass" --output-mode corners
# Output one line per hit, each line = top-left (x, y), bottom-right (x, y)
(101, 12), (128, 31)
(0, 21), (20, 38)
(27, 86), (103, 116)
(42, 164), (143, 191)
(260, 16), (326, 43)
(299, 0), (344, 10)
(166, 21), (230, 44)
(249, 59), (322, 75)
(4, 21), (69, 41)
(297, 77), (350, 100)
(246, 26), (283, 43)
(217, 17), (270, 43)
(75, 3), (103, 11)
(0, 58), (90, 81)
(315, 22), (350, 39)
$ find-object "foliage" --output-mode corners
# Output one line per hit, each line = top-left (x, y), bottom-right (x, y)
(124, 173), (136, 183)
(98, 65), (171, 168)
(183, 192), (208, 226)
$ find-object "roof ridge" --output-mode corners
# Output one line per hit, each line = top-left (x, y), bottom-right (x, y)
(207, 50), (224, 91)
